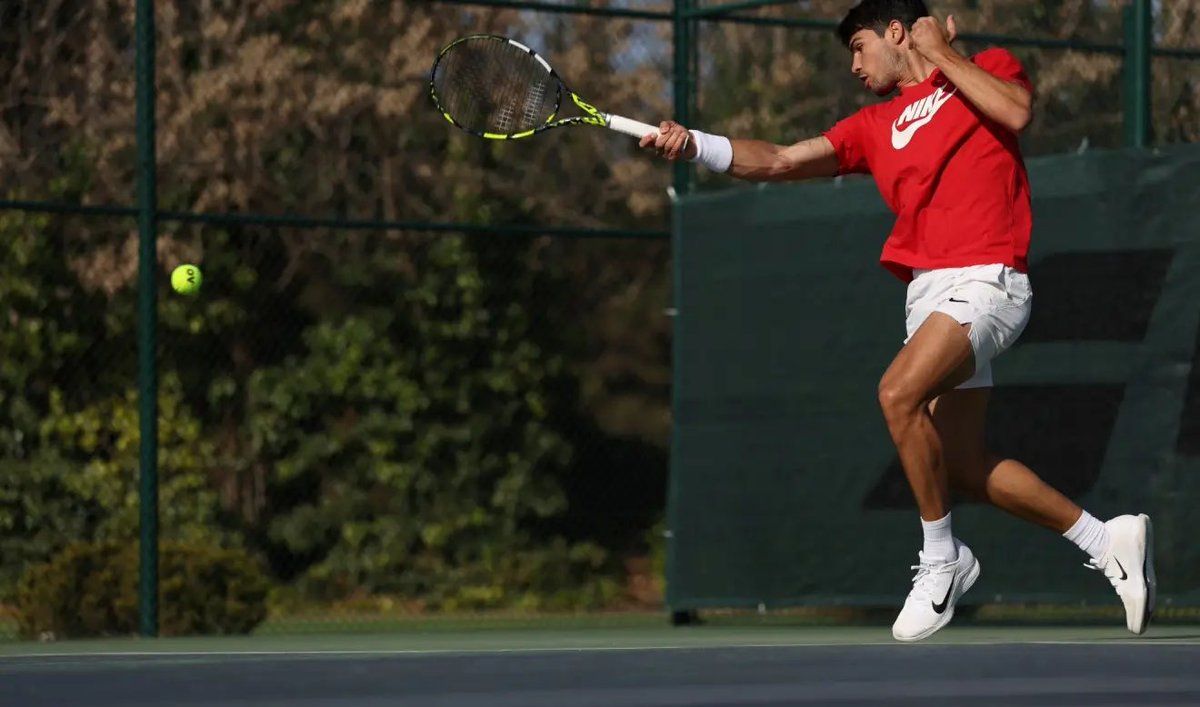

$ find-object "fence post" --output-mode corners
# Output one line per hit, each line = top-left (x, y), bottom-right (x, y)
(673, 0), (695, 194)
(135, 0), (159, 638)
(1123, 0), (1152, 148)
(668, 0), (693, 625)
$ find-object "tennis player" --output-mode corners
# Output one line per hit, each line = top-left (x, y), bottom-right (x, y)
(642, 0), (1155, 641)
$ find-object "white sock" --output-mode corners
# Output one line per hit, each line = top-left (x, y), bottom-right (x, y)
(921, 512), (957, 562)
(1064, 510), (1109, 560)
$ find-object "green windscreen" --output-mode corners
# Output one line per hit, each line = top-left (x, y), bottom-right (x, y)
(667, 144), (1200, 610)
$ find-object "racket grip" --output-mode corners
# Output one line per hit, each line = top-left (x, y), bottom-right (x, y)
(606, 114), (661, 139)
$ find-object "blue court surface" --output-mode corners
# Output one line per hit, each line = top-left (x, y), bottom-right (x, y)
(2, 625), (1199, 706)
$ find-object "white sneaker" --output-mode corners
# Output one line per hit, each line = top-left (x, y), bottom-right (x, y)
(1087, 513), (1156, 634)
(892, 539), (980, 642)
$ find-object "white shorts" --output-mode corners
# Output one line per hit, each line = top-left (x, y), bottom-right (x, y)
(904, 263), (1033, 389)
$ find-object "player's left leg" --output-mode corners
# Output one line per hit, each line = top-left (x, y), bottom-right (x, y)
(878, 311), (982, 641)
(878, 311), (975, 524)
(882, 264), (1035, 641)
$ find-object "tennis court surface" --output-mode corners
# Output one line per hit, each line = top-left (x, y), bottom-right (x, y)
(3, 625), (1199, 706)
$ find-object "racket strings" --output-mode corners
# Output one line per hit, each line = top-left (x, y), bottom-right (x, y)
(520, 81), (547, 130)
(434, 39), (559, 135)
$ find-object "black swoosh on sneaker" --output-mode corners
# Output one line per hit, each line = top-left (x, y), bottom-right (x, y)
(931, 575), (957, 614)
(1113, 557), (1128, 581)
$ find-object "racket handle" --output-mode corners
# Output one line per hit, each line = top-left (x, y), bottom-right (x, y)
(607, 114), (691, 154)
(606, 114), (661, 139)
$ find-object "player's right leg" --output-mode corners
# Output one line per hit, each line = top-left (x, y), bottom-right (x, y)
(929, 389), (1080, 531)
(931, 390), (1156, 634)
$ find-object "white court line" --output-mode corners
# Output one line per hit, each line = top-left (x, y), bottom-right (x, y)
(3, 638), (1198, 660)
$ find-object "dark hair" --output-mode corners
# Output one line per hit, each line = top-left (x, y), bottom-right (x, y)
(837, 0), (930, 46)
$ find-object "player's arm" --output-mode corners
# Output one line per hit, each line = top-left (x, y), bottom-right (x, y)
(910, 16), (1033, 133)
(640, 123), (840, 182)
(724, 136), (840, 181)
(928, 52), (1032, 132)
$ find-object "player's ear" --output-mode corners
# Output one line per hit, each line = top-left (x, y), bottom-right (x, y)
(888, 19), (906, 46)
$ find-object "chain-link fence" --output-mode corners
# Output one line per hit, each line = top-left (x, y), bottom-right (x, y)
(1, 0), (1197, 639)
(689, 0), (1198, 156)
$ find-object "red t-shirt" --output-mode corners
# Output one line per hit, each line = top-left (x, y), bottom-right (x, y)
(823, 48), (1033, 282)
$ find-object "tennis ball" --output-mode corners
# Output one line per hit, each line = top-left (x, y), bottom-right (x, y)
(171, 264), (202, 295)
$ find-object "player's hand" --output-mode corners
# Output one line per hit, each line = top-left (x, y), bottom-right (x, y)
(639, 120), (695, 161)
(909, 15), (958, 62)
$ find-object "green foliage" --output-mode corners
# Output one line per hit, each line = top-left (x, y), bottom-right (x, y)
(0, 458), (98, 602)
(157, 543), (270, 636)
(0, 214), (630, 614)
(36, 374), (227, 544)
(1, 0), (686, 615)
(245, 235), (607, 605)
(646, 517), (667, 584)
(17, 540), (268, 639)
(0, 375), (229, 599)
(0, 207), (114, 460)
(476, 538), (622, 613)
(16, 541), (124, 640)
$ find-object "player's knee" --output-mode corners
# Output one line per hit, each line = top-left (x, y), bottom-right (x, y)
(877, 378), (919, 423)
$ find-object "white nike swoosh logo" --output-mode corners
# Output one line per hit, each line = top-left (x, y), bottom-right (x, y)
(891, 88), (957, 150)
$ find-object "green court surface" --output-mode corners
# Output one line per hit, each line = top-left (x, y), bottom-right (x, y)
(3, 623), (1198, 658)
(5, 619), (1199, 707)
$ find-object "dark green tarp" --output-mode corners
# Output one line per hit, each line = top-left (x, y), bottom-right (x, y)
(667, 144), (1200, 609)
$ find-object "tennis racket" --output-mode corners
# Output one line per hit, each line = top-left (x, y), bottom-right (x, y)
(430, 34), (665, 142)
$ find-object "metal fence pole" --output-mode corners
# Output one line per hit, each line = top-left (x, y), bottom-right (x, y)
(1123, 0), (1152, 148)
(672, 0), (695, 194)
(135, 0), (159, 638)
(667, 0), (693, 625)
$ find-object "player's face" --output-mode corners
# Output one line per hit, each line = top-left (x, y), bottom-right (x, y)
(848, 28), (903, 96)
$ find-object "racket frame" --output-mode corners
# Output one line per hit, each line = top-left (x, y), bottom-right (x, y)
(429, 34), (658, 140)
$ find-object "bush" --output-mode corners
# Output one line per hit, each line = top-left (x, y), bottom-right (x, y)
(0, 458), (99, 602)
(17, 540), (269, 639)
(0, 375), (231, 603)
(427, 538), (621, 613)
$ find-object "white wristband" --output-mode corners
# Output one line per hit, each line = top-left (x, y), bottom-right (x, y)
(687, 130), (733, 173)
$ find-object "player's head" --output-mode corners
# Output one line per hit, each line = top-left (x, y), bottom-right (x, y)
(837, 0), (930, 95)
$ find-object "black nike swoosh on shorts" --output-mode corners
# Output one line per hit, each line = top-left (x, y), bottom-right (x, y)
(1113, 557), (1128, 581)
(948, 298), (968, 304)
